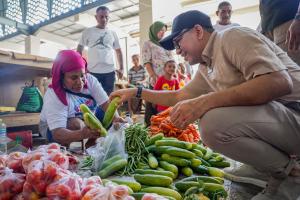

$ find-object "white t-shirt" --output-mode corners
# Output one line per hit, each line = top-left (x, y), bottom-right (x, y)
(213, 22), (240, 32)
(79, 27), (121, 74)
(40, 74), (109, 131)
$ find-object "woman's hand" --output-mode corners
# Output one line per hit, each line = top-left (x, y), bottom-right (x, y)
(81, 126), (100, 139)
(110, 88), (137, 104)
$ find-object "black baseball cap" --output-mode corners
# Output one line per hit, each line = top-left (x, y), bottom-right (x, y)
(159, 10), (213, 50)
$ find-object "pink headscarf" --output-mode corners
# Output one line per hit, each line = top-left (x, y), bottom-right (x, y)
(49, 50), (87, 106)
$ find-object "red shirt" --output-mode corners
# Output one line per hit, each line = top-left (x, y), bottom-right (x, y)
(154, 76), (180, 112)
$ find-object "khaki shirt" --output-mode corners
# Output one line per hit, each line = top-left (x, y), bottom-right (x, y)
(186, 27), (300, 103)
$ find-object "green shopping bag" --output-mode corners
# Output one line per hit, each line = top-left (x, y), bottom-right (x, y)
(16, 85), (43, 113)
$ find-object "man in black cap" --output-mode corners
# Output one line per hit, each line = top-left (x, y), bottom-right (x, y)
(111, 10), (300, 199)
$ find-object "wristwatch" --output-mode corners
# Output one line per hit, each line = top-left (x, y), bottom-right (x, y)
(136, 86), (143, 98)
(295, 13), (300, 20)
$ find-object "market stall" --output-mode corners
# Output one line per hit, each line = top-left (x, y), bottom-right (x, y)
(0, 100), (232, 200)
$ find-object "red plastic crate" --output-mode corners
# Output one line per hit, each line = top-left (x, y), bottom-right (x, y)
(7, 130), (32, 149)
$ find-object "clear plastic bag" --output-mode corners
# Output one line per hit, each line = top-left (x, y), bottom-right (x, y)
(81, 176), (103, 196)
(0, 155), (7, 170)
(86, 124), (128, 171)
(6, 151), (26, 173)
(0, 167), (25, 199)
(81, 186), (111, 200)
(142, 194), (169, 200)
(46, 173), (82, 200)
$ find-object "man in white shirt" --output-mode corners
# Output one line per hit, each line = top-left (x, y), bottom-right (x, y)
(213, 1), (240, 31)
(77, 6), (124, 95)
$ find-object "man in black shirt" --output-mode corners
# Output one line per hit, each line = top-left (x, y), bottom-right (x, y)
(260, 0), (300, 65)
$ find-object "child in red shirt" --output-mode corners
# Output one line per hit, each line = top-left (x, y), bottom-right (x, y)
(154, 60), (180, 112)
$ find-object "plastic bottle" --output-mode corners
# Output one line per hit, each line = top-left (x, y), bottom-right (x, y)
(0, 119), (7, 154)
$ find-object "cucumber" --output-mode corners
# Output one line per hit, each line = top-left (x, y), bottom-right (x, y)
(192, 165), (209, 175)
(83, 113), (107, 136)
(159, 161), (178, 178)
(147, 146), (170, 155)
(98, 158), (127, 178)
(108, 178), (141, 192)
(203, 148), (213, 160)
(193, 144), (207, 154)
(181, 167), (193, 177)
(80, 104), (95, 116)
(165, 147), (195, 159)
(175, 181), (202, 192)
(145, 133), (164, 146)
(197, 157), (212, 167)
(204, 183), (227, 195)
(102, 97), (120, 128)
(135, 169), (175, 179)
(162, 137), (178, 140)
(134, 174), (173, 187)
(157, 167), (166, 171)
(208, 159), (230, 168)
(155, 140), (193, 150)
(161, 154), (191, 167)
(101, 155), (122, 169)
(190, 158), (202, 168)
(214, 155), (224, 162)
(131, 192), (145, 200)
(141, 187), (182, 200)
(180, 176), (222, 184)
(148, 153), (158, 168)
(207, 167), (225, 178)
(192, 149), (204, 158)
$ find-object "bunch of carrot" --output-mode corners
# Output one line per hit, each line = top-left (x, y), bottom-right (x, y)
(150, 107), (200, 143)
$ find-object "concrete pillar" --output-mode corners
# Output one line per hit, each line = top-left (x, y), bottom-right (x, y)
(25, 35), (40, 55)
(139, 0), (153, 49)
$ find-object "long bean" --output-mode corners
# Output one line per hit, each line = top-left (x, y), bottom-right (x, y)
(120, 123), (149, 175)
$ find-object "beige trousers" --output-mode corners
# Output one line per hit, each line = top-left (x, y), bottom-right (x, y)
(199, 101), (300, 177)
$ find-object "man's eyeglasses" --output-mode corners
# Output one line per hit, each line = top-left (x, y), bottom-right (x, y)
(173, 28), (190, 50)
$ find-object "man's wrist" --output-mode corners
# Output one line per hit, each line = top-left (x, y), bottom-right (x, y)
(295, 13), (300, 20)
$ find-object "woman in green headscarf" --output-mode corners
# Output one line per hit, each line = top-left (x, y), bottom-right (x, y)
(142, 21), (174, 126)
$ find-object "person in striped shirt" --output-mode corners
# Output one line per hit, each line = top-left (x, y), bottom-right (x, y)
(127, 54), (146, 115)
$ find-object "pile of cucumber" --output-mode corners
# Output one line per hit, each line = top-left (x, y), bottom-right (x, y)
(127, 134), (230, 200)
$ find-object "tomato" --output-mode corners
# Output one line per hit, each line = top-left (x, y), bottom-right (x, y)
(6, 152), (26, 173)
(111, 185), (129, 199)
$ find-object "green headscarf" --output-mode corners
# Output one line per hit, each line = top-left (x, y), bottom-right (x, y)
(149, 21), (167, 46)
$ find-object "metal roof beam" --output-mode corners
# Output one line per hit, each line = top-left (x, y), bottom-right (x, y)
(0, 16), (31, 34)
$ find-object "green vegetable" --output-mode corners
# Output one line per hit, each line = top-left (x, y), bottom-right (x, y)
(192, 144), (207, 154)
(80, 156), (94, 169)
(180, 176), (222, 184)
(161, 154), (191, 167)
(134, 174), (173, 187)
(181, 167), (193, 177)
(141, 187), (182, 200)
(191, 165), (209, 174)
(207, 167), (225, 178)
(131, 193), (146, 200)
(83, 112), (107, 136)
(197, 157), (211, 167)
(190, 158), (202, 168)
(135, 169), (175, 179)
(121, 124), (149, 175)
(145, 133), (164, 146)
(102, 97), (120, 128)
(109, 178), (141, 192)
(192, 149), (204, 158)
(159, 161), (178, 177)
(175, 181), (203, 192)
(203, 148), (213, 160)
(208, 159), (230, 168)
(98, 158), (127, 178)
(147, 145), (171, 155)
(148, 153), (158, 168)
(155, 140), (193, 150)
(101, 155), (122, 170)
(203, 183), (227, 195)
(165, 147), (196, 159)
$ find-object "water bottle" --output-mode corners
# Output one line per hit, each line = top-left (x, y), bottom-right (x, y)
(0, 119), (7, 154)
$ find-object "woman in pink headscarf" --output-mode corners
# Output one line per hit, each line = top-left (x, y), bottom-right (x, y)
(40, 50), (122, 148)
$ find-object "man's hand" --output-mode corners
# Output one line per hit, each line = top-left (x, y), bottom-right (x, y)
(116, 69), (124, 79)
(150, 74), (158, 87)
(170, 96), (212, 129)
(286, 19), (300, 51)
(110, 88), (137, 105)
